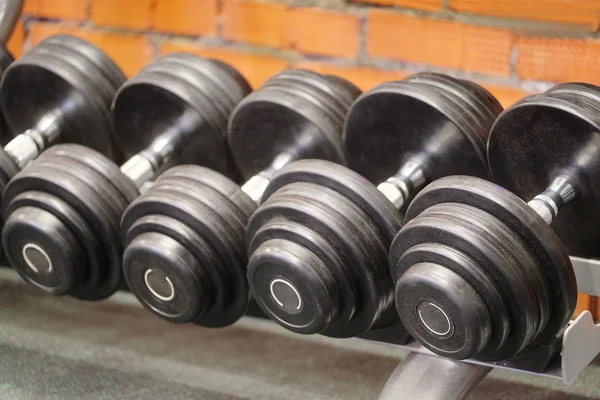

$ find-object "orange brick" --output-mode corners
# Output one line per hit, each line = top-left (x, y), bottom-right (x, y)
(29, 22), (153, 77)
(91, 0), (153, 30)
(293, 61), (409, 92)
(223, 0), (288, 48)
(353, 0), (442, 9)
(289, 9), (359, 59)
(481, 84), (532, 109)
(153, 0), (218, 36)
(160, 42), (288, 89)
(23, 0), (87, 21)
(449, 0), (600, 31)
(574, 293), (597, 319)
(516, 37), (600, 85)
(353, 0), (394, 5)
(367, 11), (513, 77)
(6, 19), (25, 58)
(395, 0), (443, 11)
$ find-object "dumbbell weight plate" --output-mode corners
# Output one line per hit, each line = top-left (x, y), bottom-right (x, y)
(400, 176), (577, 350)
(113, 55), (248, 178)
(228, 70), (348, 180)
(121, 165), (255, 327)
(43, 35), (125, 91)
(1, 35), (125, 162)
(251, 159), (402, 337)
(48, 145), (139, 206)
(18, 156), (122, 299)
(344, 73), (498, 184)
(488, 84), (600, 258)
(2, 145), (132, 300)
(394, 241), (510, 358)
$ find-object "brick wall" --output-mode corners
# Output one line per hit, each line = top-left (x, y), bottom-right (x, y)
(8, 0), (600, 318)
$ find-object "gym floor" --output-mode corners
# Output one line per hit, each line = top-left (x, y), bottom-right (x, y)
(0, 269), (599, 400)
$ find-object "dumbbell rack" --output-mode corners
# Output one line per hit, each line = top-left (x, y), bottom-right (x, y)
(373, 255), (600, 399)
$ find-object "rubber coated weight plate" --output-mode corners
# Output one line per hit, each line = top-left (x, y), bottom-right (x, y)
(248, 204), (355, 335)
(344, 72), (500, 184)
(1, 144), (136, 298)
(272, 70), (349, 122)
(424, 202), (548, 358)
(488, 83), (600, 258)
(161, 165), (256, 222)
(228, 70), (358, 179)
(3, 157), (124, 300)
(392, 202), (538, 360)
(161, 54), (247, 114)
(144, 58), (230, 130)
(323, 75), (362, 106)
(37, 44), (116, 114)
(3, 52), (109, 152)
(249, 181), (387, 337)
(123, 214), (220, 323)
(34, 148), (128, 219)
(251, 159), (403, 336)
(439, 202), (551, 343)
(1, 35), (124, 162)
(403, 176), (576, 349)
(3, 193), (88, 294)
(406, 73), (500, 140)
(151, 174), (249, 326)
(3, 190), (104, 299)
(43, 35), (125, 90)
(394, 242), (510, 358)
(112, 54), (246, 178)
(263, 160), (402, 239)
(121, 166), (253, 327)
(47, 144), (139, 205)
(29, 35), (122, 124)
(25, 156), (124, 297)
(263, 160), (401, 283)
(124, 187), (243, 327)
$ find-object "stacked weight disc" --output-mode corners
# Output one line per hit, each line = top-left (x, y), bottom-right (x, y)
(112, 53), (250, 179)
(344, 72), (500, 184)
(3, 145), (138, 299)
(248, 160), (402, 337)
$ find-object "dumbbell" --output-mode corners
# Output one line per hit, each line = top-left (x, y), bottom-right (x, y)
(389, 83), (589, 362)
(120, 69), (360, 327)
(0, 34), (125, 264)
(2, 53), (251, 300)
(246, 72), (503, 338)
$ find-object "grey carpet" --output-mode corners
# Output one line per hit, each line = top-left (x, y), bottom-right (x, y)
(1, 269), (600, 399)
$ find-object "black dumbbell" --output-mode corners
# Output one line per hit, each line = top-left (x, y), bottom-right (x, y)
(0, 34), (126, 264)
(120, 69), (360, 327)
(246, 72), (503, 338)
(2, 53), (251, 300)
(389, 84), (589, 362)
